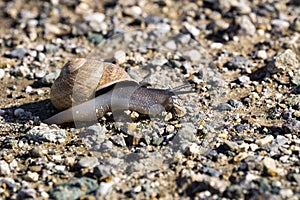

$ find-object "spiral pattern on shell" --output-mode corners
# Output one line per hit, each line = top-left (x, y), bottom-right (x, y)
(50, 58), (134, 110)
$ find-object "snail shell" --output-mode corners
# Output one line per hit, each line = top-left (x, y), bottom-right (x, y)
(50, 58), (136, 110)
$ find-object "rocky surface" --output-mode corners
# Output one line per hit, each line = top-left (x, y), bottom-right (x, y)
(0, 0), (299, 199)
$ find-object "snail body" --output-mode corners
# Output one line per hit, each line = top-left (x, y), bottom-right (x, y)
(44, 58), (190, 124)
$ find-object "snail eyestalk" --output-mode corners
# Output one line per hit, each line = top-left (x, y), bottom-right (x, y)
(169, 83), (196, 95)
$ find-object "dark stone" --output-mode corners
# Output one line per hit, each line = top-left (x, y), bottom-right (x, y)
(224, 56), (249, 70)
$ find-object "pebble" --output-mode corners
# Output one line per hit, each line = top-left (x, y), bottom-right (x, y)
(210, 42), (223, 49)
(223, 140), (239, 151)
(123, 6), (142, 17)
(111, 134), (126, 147)
(24, 171), (39, 182)
(291, 17), (300, 32)
(291, 76), (300, 86)
(34, 70), (47, 79)
(78, 157), (99, 169)
(101, 140), (113, 150)
(87, 33), (104, 44)
(132, 185), (142, 193)
(144, 15), (163, 25)
(184, 22), (200, 37)
(176, 33), (191, 44)
(93, 165), (112, 177)
(208, 77), (227, 87)
(280, 188), (294, 199)
(256, 135), (274, 146)
(228, 99), (243, 108)
(237, 75), (250, 84)
(24, 86), (33, 93)
(271, 19), (290, 31)
(151, 57), (168, 66)
(249, 143), (259, 151)
(114, 50), (126, 64)
(26, 124), (66, 143)
(225, 56), (249, 70)
(238, 16), (256, 36)
(155, 23), (171, 34)
(35, 44), (44, 51)
(0, 160), (11, 175)
(97, 180), (114, 196)
(173, 123), (197, 144)
(215, 103), (233, 111)
(224, 185), (243, 199)
(282, 118), (300, 134)
(80, 124), (108, 150)
(0, 109), (6, 116)
(40, 69), (61, 85)
(267, 49), (298, 73)
(83, 12), (105, 24)
(0, 69), (5, 79)
(256, 50), (268, 59)
(14, 108), (25, 117)
(45, 44), (58, 54)
(17, 188), (37, 199)
(50, 177), (98, 200)
(165, 40), (177, 50)
(183, 50), (202, 62)
(263, 157), (278, 176)
(9, 46), (27, 58)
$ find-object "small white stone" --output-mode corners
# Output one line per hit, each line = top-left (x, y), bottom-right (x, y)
(0, 160), (11, 175)
(164, 112), (173, 121)
(54, 165), (66, 171)
(233, 36), (240, 42)
(132, 185), (142, 193)
(257, 50), (267, 59)
(29, 50), (37, 57)
(9, 159), (18, 169)
(25, 171), (39, 182)
(36, 44), (44, 51)
(25, 86), (33, 93)
(14, 108), (25, 117)
(64, 157), (76, 166)
(249, 143), (258, 151)
(41, 191), (50, 199)
(98, 181), (113, 195)
(188, 143), (200, 155)
(51, 0), (59, 5)
(0, 69), (5, 79)
(210, 42), (223, 49)
(256, 135), (274, 146)
(36, 89), (44, 95)
(166, 125), (175, 133)
(184, 22), (200, 37)
(130, 111), (139, 120)
(130, 6), (142, 16)
(52, 155), (62, 162)
(165, 40), (177, 50)
(257, 29), (265, 36)
(18, 140), (24, 148)
(280, 188), (294, 198)
(114, 50), (126, 64)
(83, 12), (105, 23)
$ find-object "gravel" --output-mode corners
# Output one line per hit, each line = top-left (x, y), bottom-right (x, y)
(0, 0), (299, 199)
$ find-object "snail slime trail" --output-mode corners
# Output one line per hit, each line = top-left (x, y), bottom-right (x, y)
(44, 58), (193, 124)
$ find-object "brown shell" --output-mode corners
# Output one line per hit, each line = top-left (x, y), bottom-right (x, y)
(50, 58), (135, 110)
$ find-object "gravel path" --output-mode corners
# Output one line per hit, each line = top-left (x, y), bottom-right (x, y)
(0, 0), (299, 199)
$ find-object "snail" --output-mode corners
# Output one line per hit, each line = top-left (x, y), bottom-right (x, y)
(44, 58), (193, 124)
